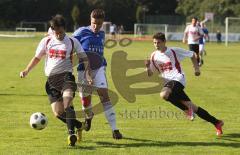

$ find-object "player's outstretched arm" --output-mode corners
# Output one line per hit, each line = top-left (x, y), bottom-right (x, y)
(191, 55), (200, 76)
(78, 53), (93, 84)
(145, 59), (153, 77)
(20, 57), (40, 78)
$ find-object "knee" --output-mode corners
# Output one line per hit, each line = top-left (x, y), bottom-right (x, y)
(53, 110), (64, 118)
(160, 92), (169, 100)
(100, 95), (110, 103)
(98, 90), (110, 103)
(63, 89), (74, 98)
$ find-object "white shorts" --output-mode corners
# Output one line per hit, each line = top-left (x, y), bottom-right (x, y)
(199, 44), (205, 53)
(78, 66), (108, 97)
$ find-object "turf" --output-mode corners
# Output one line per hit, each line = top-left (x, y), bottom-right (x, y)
(0, 35), (240, 155)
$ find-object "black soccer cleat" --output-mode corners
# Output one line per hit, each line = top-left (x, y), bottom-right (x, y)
(112, 130), (123, 139)
(67, 134), (77, 147)
(84, 118), (92, 131)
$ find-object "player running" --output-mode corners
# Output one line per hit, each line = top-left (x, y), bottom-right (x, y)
(199, 22), (209, 66)
(20, 15), (91, 146)
(183, 17), (204, 66)
(145, 32), (224, 136)
(73, 9), (122, 139)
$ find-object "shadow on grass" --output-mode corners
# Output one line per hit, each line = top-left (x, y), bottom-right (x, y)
(221, 133), (240, 143)
(0, 93), (46, 97)
(66, 145), (96, 150)
(94, 136), (240, 148)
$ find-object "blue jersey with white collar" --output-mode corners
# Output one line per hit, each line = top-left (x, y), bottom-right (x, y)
(73, 26), (106, 71)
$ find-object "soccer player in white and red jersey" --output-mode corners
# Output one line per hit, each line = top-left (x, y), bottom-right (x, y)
(183, 17), (204, 66)
(20, 15), (91, 146)
(145, 32), (224, 136)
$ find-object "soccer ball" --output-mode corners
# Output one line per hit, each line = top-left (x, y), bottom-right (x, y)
(29, 112), (48, 130)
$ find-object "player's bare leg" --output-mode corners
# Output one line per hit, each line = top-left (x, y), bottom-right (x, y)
(181, 101), (197, 120)
(51, 101), (66, 123)
(160, 87), (191, 116)
(78, 81), (94, 132)
(195, 52), (200, 66)
(181, 100), (224, 136)
(63, 89), (82, 146)
(80, 95), (94, 131)
(97, 88), (122, 139)
(199, 45), (204, 66)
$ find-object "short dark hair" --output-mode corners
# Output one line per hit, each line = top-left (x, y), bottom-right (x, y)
(192, 17), (198, 21)
(153, 32), (166, 41)
(90, 9), (105, 19)
(50, 14), (66, 30)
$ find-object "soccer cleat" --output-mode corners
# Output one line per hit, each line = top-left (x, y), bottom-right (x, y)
(76, 121), (84, 142)
(215, 120), (224, 136)
(84, 118), (92, 131)
(112, 130), (123, 139)
(185, 107), (195, 121)
(201, 59), (204, 65)
(67, 134), (77, 146)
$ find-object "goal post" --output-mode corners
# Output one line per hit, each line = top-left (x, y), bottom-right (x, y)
(225, 17), (240, 46)
(0, 27), (36, 38)
(134, 24), (168, 39)
(20, 21), (48, 31)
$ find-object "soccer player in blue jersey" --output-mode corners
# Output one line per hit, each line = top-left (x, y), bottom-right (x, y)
(199, 22), (209, 66)
(73, 9), (122, 139)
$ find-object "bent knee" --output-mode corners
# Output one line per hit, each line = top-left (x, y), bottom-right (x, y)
(52, 110), (64, 117)
(63, 89), (74, 98)
(160, 92), (170, 100)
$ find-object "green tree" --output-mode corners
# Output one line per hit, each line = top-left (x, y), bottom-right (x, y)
(136, 5), (144, 23)
(176, 0), (240, 24)
(71, 5), (80, 30)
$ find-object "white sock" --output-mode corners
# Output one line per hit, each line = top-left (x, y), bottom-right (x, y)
(103, 101), (117, 131)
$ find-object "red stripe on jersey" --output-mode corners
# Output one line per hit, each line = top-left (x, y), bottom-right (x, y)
(171, 49), (182, 73)
(69, 38), (74, 64)
(151, 52), (160, 73)
(46, 37), (52, 49)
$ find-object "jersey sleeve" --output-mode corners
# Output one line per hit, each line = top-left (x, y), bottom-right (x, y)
(72, 38), (85, 54)
(171, 47), (193, 61)
(35, 38), (47, 59)
(72, 27), (84, 42)
(204, 28), (209, 34)
(184, 25), (189, 34)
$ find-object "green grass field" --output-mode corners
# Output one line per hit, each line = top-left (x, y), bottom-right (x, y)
(0, 35), (240, 155)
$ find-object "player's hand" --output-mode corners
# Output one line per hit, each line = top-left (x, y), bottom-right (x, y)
(20, 70), (28, 78)
(144, 59), (150, 67)
(85, 70), (93, 85)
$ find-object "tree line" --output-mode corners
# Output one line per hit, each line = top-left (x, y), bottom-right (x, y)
(0, 0), (239, 31)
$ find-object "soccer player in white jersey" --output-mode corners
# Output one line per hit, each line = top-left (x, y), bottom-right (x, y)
(145, 32), (224, 136)
(73, 9), (122, 139)
(183, 17), (204, 66)
(20, 15), (91, 146)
